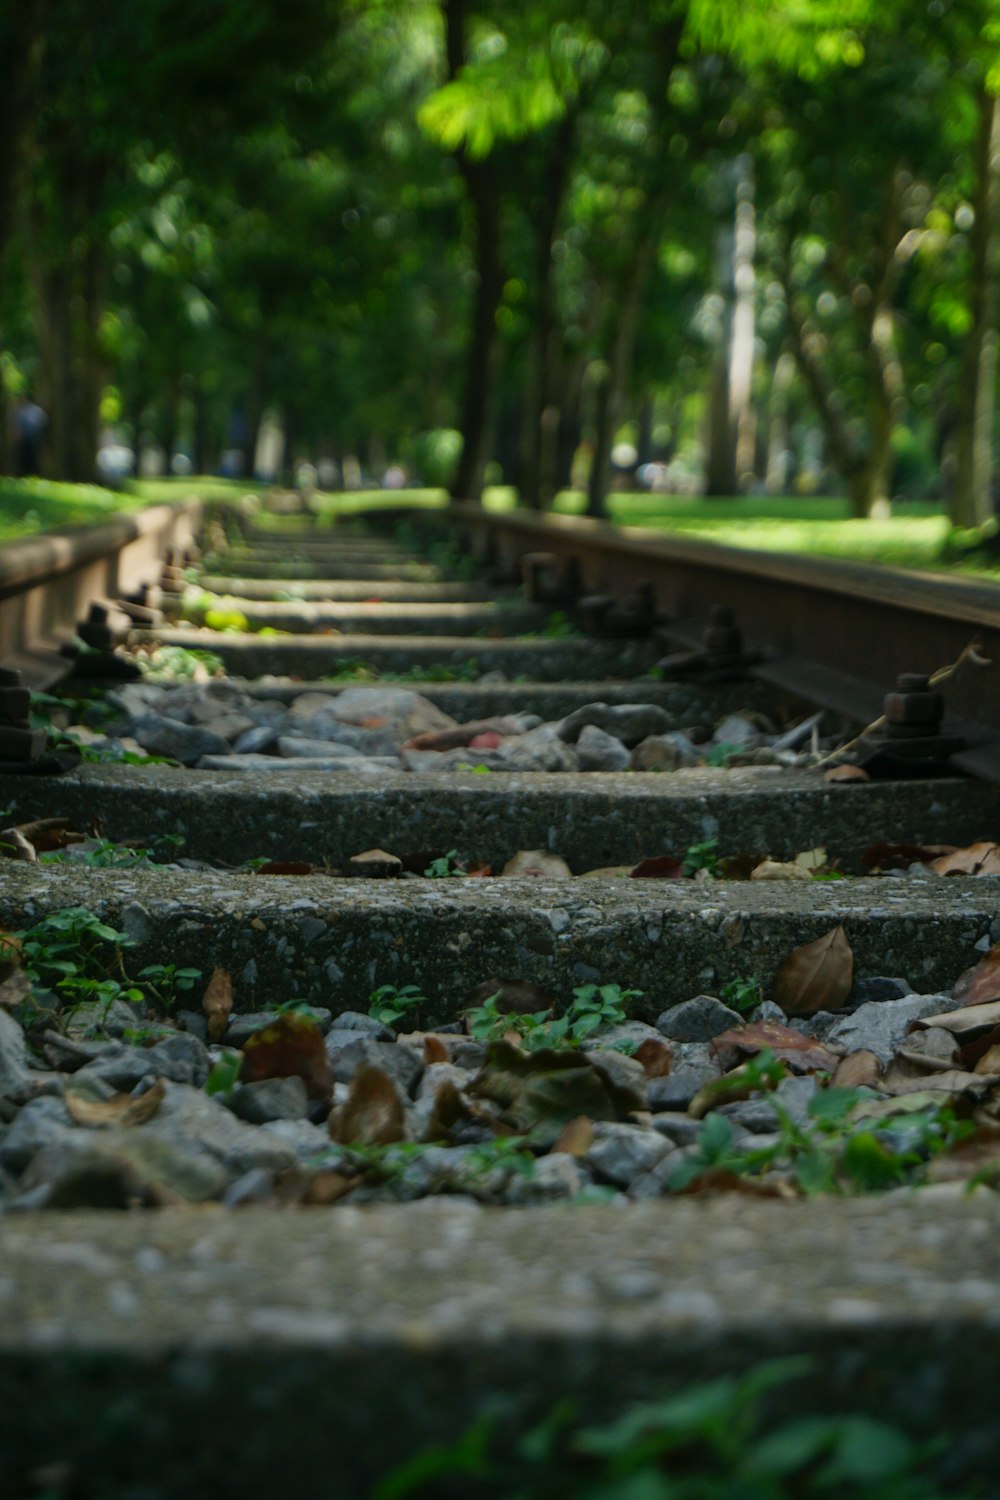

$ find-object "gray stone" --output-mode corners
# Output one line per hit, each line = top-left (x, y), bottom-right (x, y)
(197, 754), (397, 773)
(326, 1037), (424, 1096)
(852, 976), (913, 1004)
(585, 1122), (672, 1188)
(0, 1009), (31, 1100)
(750, 1001), (788, 1026)
(258, 1116), (332, 1161)
(585, 1049), (647, 1112)
(18, 1131), (227, 1206)
(825, 993), (953, 1065)
(0, 1095), (76, 1171)
(140, 1083), (298, 1180)
(557, 703), (672, 747)
(328, 687), (456, 742)
(713, 714), (766, 748)
(71, 1044), (158, 1094)
(647, 1059), (720, 1111)
(629, 732), (700, 772)
(63, 999), (141, 1041)
(277, 737), (367, 760)
(221, 1167), (282, 1206)
(204, 713), (257, 743)
(648, 1113), (704, 1146)
(331, 1011), (395, 1040)
(717, 1098), (781, 1133)
(145, 1032), (211, 1088)
(503, 1152), (585, 1204)
(228, 1077), (310, 1124)
(576, 725), (631, 773)
(895, 1026), (960, 1066)
(628, 1146), (684, 1200)
(130, 714), (231, 766)
(232, 725), (280, 755)
(656, 996), (744, 1042)
(416, 1062), (472, 1102)
(595, 1021), (665, 1050)
(400, 747), (509, 773)
(497, 724), (578, 772)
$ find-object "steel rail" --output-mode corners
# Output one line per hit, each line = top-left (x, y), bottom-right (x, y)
(453, 504), (1000, 774)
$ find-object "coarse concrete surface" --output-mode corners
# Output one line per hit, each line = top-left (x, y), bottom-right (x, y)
(189, 598), (548, 636)
(0, 1197), (998, 1496)
(0, 859), (995, 1011)
(139, 627), (660, 679)
(1, 763), (995, 871)
(196, 575), (495, 601)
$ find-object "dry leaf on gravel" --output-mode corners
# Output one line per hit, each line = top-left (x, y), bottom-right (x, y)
(303, 1171), (361, 1204)
(469, 1041), (628, 1143)
(347, 848), (403, 878)
(65, 1078), (166, 1127)
(930, 842), (1000, 876)
(676, 1167), (797, 1199)
(423, 1034), (450, 1065)
(951, 943), (1000, 1008)
(773, 925), (853, 1016)
(635, 1038), (672, 1078)
(831, 1050), (883, 1089)
(862, 842), (954, 873)
(710, 1021), (841, 1075)
(913, 998), (1000, 1041)
(552, 1117), (595, 1155)
(822, 764), (870, 784)
(0, 969), (31, 1008)
(241, 1011), (333, 1101)
(629, 856), (685, 879)
(501, 849), (572, 878)
(580, 866), (633, 878)
(463, 979), (558, 1016)
(0, 818), (85, 861)
(202, 966), (233, 1042)
(750, 860), (814, 882)
(330, 1063), (407, 1146)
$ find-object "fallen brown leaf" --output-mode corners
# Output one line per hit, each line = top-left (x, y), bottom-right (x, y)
(629, 855), (685, 880)
(951, 943), (1000, 1009)
(423, 1034), (450, 1065)
(773, 925), (853, 1016)
(347, 848), (403, 878)
(331, 1063), (407, 1146)
(635, 1038), (672, 1078)
(202, 966), (233, 1042)
(750, 860), (813, 882)
(913, 998), (1000, 1041)
(711, 1021), (841, 1074)
(930, 841), (1000, 876)
(303, 1171), (361, 1204)
(501, 849), (572, 878)
(241, 1011), (333, 1101)
(65, 1078), (166, 1127)
(831, 1050), (882, 1090)
(256, 861), (317, 876)
(823, 764), (870, 784)
(552, 1116), (594, 1155)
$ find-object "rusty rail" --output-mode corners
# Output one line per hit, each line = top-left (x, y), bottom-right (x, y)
(0, 498), (202, 685)
(453, 504), (1000, 777)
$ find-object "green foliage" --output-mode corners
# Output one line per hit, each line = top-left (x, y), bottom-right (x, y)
(368, 983), (429, 1028)
(683, 839), (719, 878)
(668, 1077), (974, 1195)
(423, 850), (466, 878)
(720, 976), (763, 1016)
(140, 646), (226, 682)
(14, 907), (141, 1019)
(137, 962), (203, 1009)
(465, 983), (642, 1051)
(205, 1050), (243, 1100)
(376, 1356), (966, 1499)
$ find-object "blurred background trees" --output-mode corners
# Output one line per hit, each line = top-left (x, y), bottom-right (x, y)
(1, 0), (999, 524)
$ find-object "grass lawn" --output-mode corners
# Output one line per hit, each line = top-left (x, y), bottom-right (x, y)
(0, 474), (996, 582)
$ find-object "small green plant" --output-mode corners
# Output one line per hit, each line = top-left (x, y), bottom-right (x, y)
(720, 975), (763, 1016)
(543, 610), (575, 638)
(684, 837), (719, 877)
(368, 983), (430, 1027)
(140, 644), (225, 681)
(14, 907), (141, 1019)
(423, 850), (466, 878)
(703, 740), (743, 767)
(138, 962), (203, 1010)
(668, 1079), (974, 1196)
(205, 1049), (243, 1099)
(466, 983), (643, 1052)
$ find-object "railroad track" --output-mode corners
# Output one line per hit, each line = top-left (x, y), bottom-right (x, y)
(0, 495), (999, 1495)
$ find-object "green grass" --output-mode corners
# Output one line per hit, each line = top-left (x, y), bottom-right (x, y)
(4, 475), (999, 582)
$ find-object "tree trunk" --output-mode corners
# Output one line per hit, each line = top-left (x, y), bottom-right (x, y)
(586, 236), (656, 518)
(0, 0), (45, 285)
(952, 86), (1000, 528)
(520, 113), (576, 511)
(704, 156), (756, 496)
